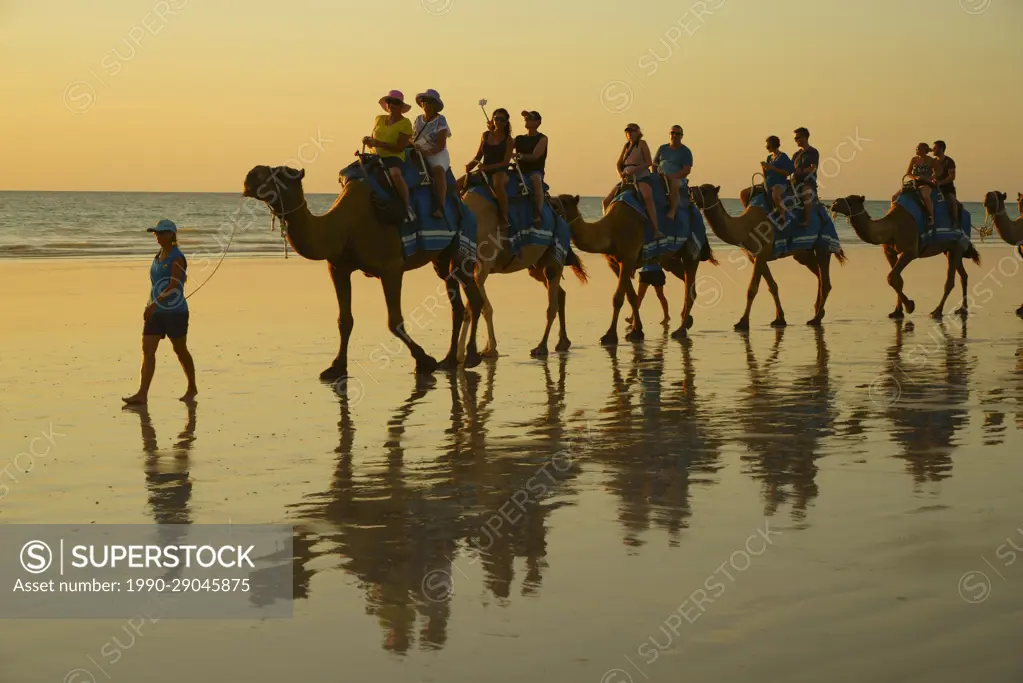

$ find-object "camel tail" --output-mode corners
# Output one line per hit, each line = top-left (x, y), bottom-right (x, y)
(1017, 245), (1022, 260)
(966, 243), (980, 265)
(835, 248), (848, 266)
(566, 249), (589, 284)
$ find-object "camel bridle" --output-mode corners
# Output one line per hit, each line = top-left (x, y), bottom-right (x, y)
(263, 168), (309, 258)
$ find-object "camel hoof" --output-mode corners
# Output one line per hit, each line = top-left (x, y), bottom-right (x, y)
(889, 310), (905, 320)
(955, 307), (968, 318)
(555, 339), (572, 352)
(530, 346), (549, 358)
(416, 355), (439, 375)
(685, 315), (694, 330)
(806, 318), (823, 327)
(929, 309), (944, 320)
(770, 318), (787, 328)
(626, 328), (645, 342)
(905, 300), (916, 314)
(463, 349), (483, 370)
(734, 319), (750, 332)
(438, 354), (459, 371)
(600, 333), (618, 346)
(480, 347), (499, 358)
(671, 327), (688, 340)
(319, 364), (348, 381)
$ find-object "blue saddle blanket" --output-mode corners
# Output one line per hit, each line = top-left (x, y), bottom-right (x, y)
(748, 192), (843, 260)
(895, 190), (972, 250)
(465, 172), (571, 266)
(608, 177), (707, 262)
(339, 156), (476, 260)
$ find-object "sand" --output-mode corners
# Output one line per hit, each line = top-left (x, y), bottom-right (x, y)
(2, 248), (1023, 683)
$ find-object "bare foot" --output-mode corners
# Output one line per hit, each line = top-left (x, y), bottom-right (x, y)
(180, 388), (198, 402)
(122, 393), (147, 405)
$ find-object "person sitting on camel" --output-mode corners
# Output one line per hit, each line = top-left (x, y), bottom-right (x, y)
(514, 110), (548, 227)
(363, 89), (414, 222)
(466, 108), (514, 230)
(891, 143), (940, 226)
(412, 89), (452, 219)
(603, 123), (660, 237)
(761, 135), (795, 224)
(652, 125), (693, 222)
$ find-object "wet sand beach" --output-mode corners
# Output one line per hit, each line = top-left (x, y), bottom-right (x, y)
(2, 249), (1023, 682)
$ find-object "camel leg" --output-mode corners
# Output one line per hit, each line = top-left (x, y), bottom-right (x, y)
(472, 268), (498, 357)
(601, 262), (638, 345)
(953, 259), (969, 317)
(531, 266), (562, 358)
(448, 260), (484, 370)
(931, 251), (960, 319)
(320, 262), (354, 381)
(882, 247), (905, 319)
(735, 259), (767, 330)
(555, 287), (571, 352)
(665, 257), (696, 340)
(761, 264), (787, 328)
(440, 274), (467, 370)
(622, 275), (644, 342)
(380, 271), (438, 375)
(887, 253), (917, 316)
(807, 249), (831, 326)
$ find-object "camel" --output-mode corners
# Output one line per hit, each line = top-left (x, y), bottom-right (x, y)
(830, 195), (980, 319)
(241, 165), (484, 381)
(982, 191), (1023, 317)
(455, 190), (589, 359)
(688, 184), (845, 329)
(552, 194), (715, 343)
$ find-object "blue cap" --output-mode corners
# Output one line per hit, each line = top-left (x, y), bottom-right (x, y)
(147, 219), (177, 234)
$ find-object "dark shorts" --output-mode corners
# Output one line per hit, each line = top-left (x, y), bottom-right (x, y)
(381, 156), (405, 170)
(939, 184), (957, 197)
(639, 269), (666, 287)
(143, 311), (189, 339)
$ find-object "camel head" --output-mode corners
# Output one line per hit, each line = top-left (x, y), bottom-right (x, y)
(242, 165), (307, 218)
(552, 194), (582, 221)
(983, 191), (1006, 216)
(688, 184), (721, 209)
(829, 195), (866, 217)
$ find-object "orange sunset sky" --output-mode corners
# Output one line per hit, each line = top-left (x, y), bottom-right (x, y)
(2, 0), (1021, 199)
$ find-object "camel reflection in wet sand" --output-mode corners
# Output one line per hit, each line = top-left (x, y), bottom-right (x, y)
(736, 327), (836, 523)
(598, 340), (723, 549)
(874, 319), (973, 486)
(290, 360), (579, 654)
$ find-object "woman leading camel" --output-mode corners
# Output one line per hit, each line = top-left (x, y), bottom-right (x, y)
(363, 90), (414, 221)
(466, 108), (514, 230)
(603, 124), (660, 237)
(123, 220), (198, 405)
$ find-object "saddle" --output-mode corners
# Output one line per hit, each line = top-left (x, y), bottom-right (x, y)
(750, 183), (810, 215)
(340, 151), (451, 226)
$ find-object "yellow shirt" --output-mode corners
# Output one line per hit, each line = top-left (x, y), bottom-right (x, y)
(372, 114), (413, 159)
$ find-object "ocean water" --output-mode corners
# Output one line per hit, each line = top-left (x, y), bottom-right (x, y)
(0, 191), (1010, 260)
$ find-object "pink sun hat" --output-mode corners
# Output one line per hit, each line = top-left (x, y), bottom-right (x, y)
(379, 90), (412, 114)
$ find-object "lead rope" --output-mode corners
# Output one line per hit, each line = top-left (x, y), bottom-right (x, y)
(184, 197), (245, 300)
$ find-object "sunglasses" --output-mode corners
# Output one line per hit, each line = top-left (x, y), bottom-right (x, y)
(386, 98), (402, 106)
(670, 131), (682, 136)
(494, 116), (508, 122)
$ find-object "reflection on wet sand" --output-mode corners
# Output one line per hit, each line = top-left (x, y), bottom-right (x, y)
(291, 361), (579, 653)
(596, 340), (723, 549)
(736, 328), (836, 524)
(123, 402), (196, 526)
(875, 320), (973, 486)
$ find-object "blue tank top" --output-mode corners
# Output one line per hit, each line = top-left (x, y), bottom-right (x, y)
(149, 246), (188, 313)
